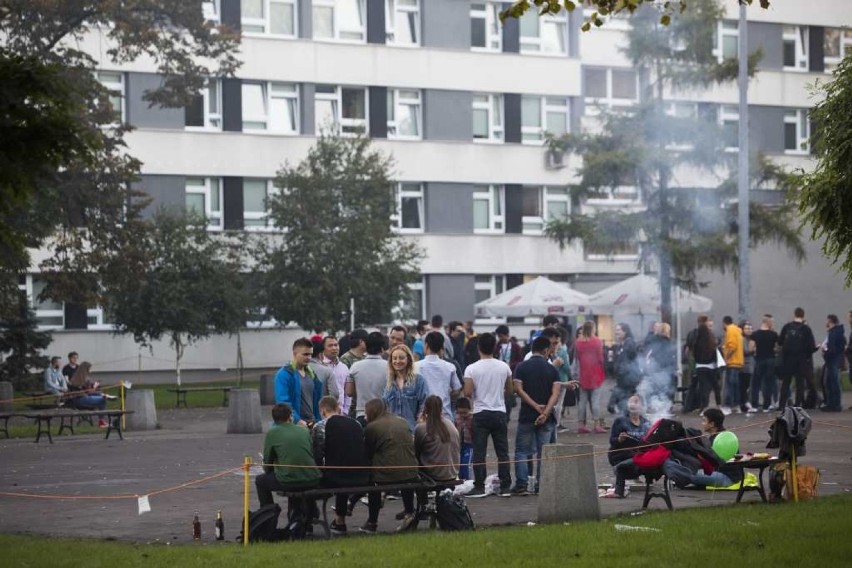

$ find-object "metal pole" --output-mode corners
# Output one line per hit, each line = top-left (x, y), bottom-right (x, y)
(737, 2), (751, 322)
(350, 297), (355, 330)
(243, 456), (251, 546)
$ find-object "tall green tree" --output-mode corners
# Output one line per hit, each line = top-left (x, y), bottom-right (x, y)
(0, 305), (52, 390)
(104, 209), (250, 386)
(0, 1), (240, 306)
(795, 54), (852, 287)
(260, 133), (423, 332)
(544, 0), (803, 320)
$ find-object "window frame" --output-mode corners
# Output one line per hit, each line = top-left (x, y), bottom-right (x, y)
(782, 25), (809, 71)
(519, 10), (568, 55)
(387, 89), (422, 140)
(27, 276), (65, 330)
(583, 67), (638, 114)
(96, 70), (125, 124)
(470, 2), (502, 52)
(521, 186), (571, 235)
(385, 0), (420, 46)
(472, 93), (504, 143)
(241, 0), (298, 37)
(185, 79), (222, 131)
(243, 178), (280, 232)
(202, 0), (221, 23)
(313, 0), (367, 42)
(521, 95), (570, 144)
(473, 184), (505, 234)
(783, 109), (810, 155)
(241, 81), (300, 134)
(713, 20), (739, 62)
(315, 85), (368, 136)
(719, 104), (739, 153)
(823, 27), (852, 71)
(185, 177), (223, 231)
(392, 182), (425, 234)
(474, 275), (507, 324)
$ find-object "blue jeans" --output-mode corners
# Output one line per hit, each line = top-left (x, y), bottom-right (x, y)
(751, 359), (777, 409)
(691, 471), (733, 488)
(723, 368), (740, 407)
(459, 443), (474, 480)
(824, 360), (842, 410)
(514, 420), (554, 490)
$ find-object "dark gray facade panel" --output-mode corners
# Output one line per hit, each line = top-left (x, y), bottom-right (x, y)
(135, 175), (185, 216)
(570, 96), (583, 135)
(808, 26), (824, 72)
(366, 0), (386, 44)
(221, 0), (240, 30)
(748, 22), (782, 70)
(504, 184), (522, 234)
(423, 89), (472, 141)
(425, 183), (474, 234)
(504, 93), (521, 143)
(748, 105), (785, 155)
(422, 0), (470, 49)
(568, 8), (583, 58)
(502, 2), (520, 53)
(298, 0), (312, 39)
(301, 83), (316, 135)
(369, 86), (388, 138)
(223, 177), (244, 230)
(426, 275), (476, 322)
(222, 78), (242, 132)
(125, 73), (183, 129)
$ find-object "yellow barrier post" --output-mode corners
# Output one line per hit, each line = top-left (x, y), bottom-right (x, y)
(243, 456), (251, 546)
(790, 446), (799, 503)
(120, 383), (126, 430)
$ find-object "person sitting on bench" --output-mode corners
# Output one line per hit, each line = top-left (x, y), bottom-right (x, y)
(604, 395), (651, 498)
(256, 403), (321, 520)
(414, 395), (461, 507)
(44, 356), (69, 398)
(662, 409), (743, 489)
(312, 396), (370, 536)
(68, 362), (109, 427)
(361, 398), (419, 534)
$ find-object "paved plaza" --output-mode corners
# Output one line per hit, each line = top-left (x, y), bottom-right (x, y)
(1, 387), (851, 543)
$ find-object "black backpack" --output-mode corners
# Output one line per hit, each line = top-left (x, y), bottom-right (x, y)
(436, 492), (475, 531)
(643, 419), (685, 446)
(236, 504), (293, 543)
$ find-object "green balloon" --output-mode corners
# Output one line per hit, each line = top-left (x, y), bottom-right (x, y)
(712, 431), (739, 461)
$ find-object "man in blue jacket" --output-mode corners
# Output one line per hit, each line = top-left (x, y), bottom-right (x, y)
(275, 338), (323, 425)
(820, 314), (847, 412)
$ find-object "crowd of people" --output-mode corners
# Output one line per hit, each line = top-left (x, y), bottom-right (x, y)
(42, 351), (114, 427)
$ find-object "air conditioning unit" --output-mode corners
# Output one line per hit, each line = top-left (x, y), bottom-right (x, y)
(545, 150), (565, 170)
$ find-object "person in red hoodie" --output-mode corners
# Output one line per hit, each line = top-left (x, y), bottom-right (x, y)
(575, 321), (606, 434)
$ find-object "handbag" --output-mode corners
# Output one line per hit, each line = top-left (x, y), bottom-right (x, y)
(715, 348), (727, 368)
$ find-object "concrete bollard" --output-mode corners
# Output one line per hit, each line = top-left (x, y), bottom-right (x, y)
(126, 389), (158, 431)
(258, 374), (275, 406)
(0, 382), (13, 413)
(537, 443), (600, 524)
(227, 389), (262, 434)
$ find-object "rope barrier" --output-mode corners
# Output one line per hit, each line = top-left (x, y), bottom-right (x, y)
(0, 383), (123, 405)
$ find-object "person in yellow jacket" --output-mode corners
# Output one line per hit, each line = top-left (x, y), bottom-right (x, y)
(722, 316), (744, 415)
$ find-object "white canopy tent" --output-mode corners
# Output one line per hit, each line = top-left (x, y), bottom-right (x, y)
(474, 276), (590, 318)
(587, 273), (712, 316)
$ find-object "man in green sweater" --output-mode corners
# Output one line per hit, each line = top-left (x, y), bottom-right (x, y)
(256, 403), (321, 508)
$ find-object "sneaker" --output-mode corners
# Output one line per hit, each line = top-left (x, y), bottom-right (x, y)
(732, 407), (741, 414)
(104, 394), (118, 400)
(395, 510), (407, 521)
(98, 419), (108, 428)
(744, 402), (755, 412)
(467, 487), (488, 498)
(577, 426), (591, 434)
(330, 520), (347, 535)
(396, 513), (417, 532)
(601, 488), (625, 499)
(510, 486), (530, 496)
(359, 522), (377, 534)
(385, 492), (400, 501)
(498, 487), (512, 498)
(720, 406), (732, 416)
(594, 425), (607, 434)
(558, 426), (570, 433)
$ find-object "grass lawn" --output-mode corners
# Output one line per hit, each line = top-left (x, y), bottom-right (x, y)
(2, 494), (851, 567)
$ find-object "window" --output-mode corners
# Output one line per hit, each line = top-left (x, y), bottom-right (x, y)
(719, 105), (739, 152)
(185, 80), (222, 130)
(315, 85), (367, 135)
(782, 26), (808, 70)
(242, 82), (299, 133)
(470, 2), (501, 51)
(784, 109), (810, 154)
(472, 93), (503, 142)
(585, 185), (639, 204)
(521, 186), (570, 234)
(28, 277), (64, 329)
(313, 0), (366, 41)
(474, 275), (505, 306)
(186, 177), (223, 230)
(243, 179), (280, 230)
(386, 0), (419, 45)
(241, 0), (297, 35)
(824, 28), (852, 71)
(713, 20), (738, 62)
(584, 68), (637, 112)
(473, 185), (504, 233)
(664, 101), (698, 150)
(86, 305), (115, 330)
(519, 10), (568, 54)
(202, 1), (220, 23)
(393, 183), (424, 232)
(392, 280), (425, 322)
(387, 89), (421, 139)
(96, 71), (124, 123)
(521, 96), (569, 143)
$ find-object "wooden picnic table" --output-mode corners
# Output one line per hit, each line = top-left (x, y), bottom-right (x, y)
(167, 386), (232, 408)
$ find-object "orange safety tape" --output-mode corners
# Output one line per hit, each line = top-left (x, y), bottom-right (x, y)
(0, 383), (122, 405)
(810, 419), (852, 430)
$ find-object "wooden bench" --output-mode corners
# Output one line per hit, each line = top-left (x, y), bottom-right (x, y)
(280, 478), (463, 538)
(167, 386), (232, 408)
(0, 409), (133, 443)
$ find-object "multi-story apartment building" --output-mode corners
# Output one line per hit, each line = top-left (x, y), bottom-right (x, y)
(22, 0), (851, 371)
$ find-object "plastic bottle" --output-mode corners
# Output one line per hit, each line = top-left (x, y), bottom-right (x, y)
(215, 510), (224, 541)
(192, 511), (201, 540)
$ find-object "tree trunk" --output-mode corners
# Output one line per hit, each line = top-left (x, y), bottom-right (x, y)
(173, 335), (184, 387)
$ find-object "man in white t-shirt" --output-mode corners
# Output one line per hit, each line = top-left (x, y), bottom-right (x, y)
(463, 332), (513, 498)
